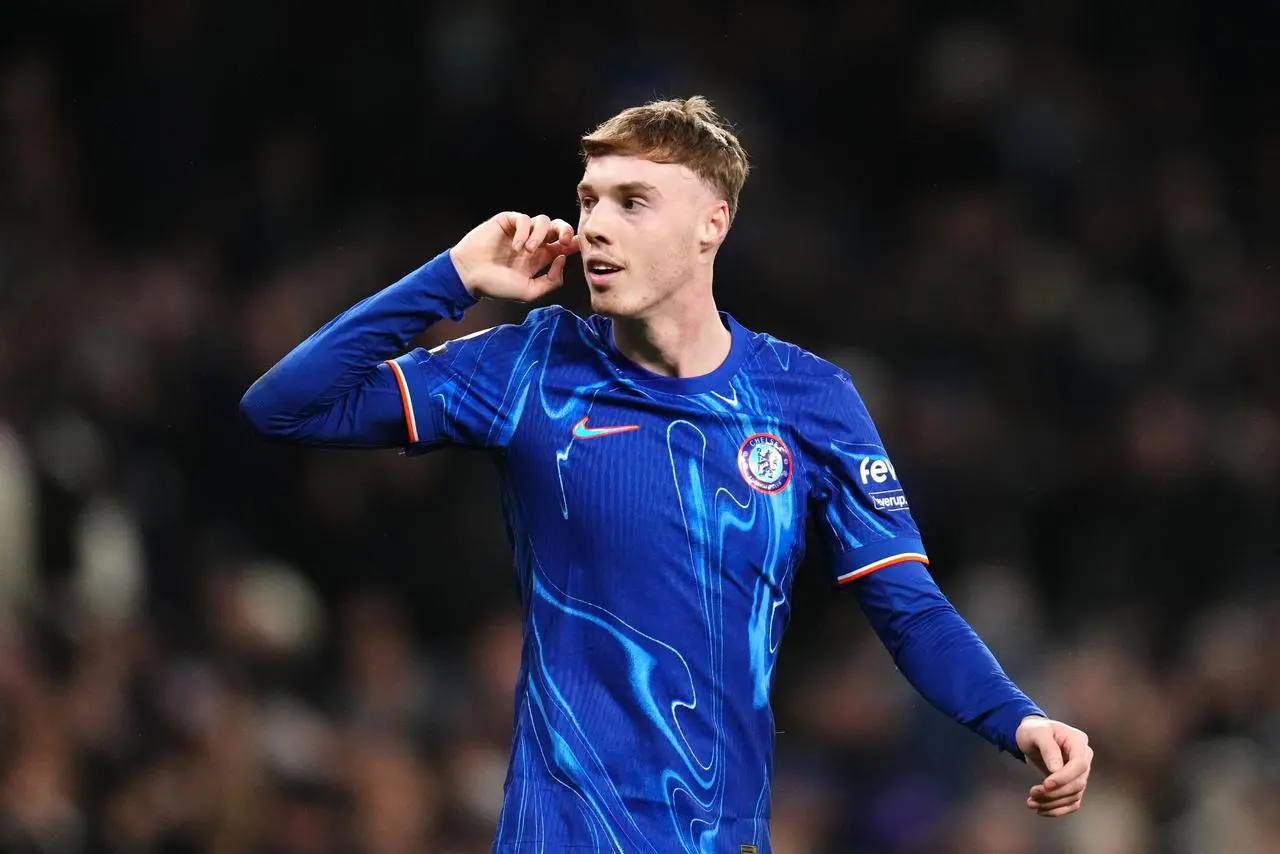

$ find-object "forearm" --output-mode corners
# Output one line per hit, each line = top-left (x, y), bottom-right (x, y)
(239, 250), (476, 445)
(854, 561), (1043, 758)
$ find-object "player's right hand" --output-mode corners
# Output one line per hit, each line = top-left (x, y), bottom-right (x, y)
(450, 212), (579, 302)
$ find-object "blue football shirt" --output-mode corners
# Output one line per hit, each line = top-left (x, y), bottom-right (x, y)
(240, 250), (1043, 854)
(383, 271), (924, 853)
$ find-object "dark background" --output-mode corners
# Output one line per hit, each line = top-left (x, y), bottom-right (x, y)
(0, 1), (1277, 852)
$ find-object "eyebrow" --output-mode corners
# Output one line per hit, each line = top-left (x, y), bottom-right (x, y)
(576, 180), (659, 196)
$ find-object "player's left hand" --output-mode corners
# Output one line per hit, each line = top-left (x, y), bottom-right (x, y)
(1015, 716), (1092, 817)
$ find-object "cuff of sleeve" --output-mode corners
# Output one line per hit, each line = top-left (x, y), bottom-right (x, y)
(833, 537), (929, 585)
(384, 357), (423, 445)
(990, 701), (1047, 761)
(410, 250), (479, 321)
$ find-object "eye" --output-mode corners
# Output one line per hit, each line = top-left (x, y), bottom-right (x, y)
(578, 196), (596, 211)
(622, 197), (644, 211)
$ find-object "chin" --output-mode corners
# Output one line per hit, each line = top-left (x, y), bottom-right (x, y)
(588, 290), (639, 318)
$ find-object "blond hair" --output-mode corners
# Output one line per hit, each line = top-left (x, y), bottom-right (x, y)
(581, 95), (750, 224)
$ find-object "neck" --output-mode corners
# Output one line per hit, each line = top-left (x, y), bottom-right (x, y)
(611, 287), (732, 379)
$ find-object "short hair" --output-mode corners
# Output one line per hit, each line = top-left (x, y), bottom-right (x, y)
(581, 95), (750, 224)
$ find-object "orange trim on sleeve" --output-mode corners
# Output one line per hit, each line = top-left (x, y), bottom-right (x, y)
(836, 552), (929, 585)
(384, 359), (419, 444)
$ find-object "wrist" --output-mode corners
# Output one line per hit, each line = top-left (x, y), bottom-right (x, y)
(447, 246), (479, 297)
(993, 703), (1046, 760)
(410, 250), (479, 318)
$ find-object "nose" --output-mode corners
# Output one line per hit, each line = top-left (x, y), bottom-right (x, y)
(580, 206), (612, 247)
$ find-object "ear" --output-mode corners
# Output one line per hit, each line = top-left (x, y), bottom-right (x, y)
(699, 200), (731, 251)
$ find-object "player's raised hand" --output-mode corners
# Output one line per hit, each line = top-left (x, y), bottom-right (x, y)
(449, 211), (579, 302)
(1016, 716), (1093, 817)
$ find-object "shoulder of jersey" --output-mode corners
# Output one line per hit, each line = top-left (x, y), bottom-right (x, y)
(523, 304), (576, 327)
(740, 326), (853, 388)
(430, 305), (573, 355)
(483, 304), (578, 338)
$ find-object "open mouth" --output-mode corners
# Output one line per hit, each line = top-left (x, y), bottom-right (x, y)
(585, 260), (623, 286)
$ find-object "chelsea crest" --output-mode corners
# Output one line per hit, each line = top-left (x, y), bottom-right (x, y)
(738, 433), (793, 494)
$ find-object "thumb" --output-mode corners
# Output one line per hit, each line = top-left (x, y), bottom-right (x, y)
(530, 254), (567, 298)
(1038, 734), (1065, 784)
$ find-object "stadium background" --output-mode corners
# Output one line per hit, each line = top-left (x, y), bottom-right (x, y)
(0, 1), (1277, 852)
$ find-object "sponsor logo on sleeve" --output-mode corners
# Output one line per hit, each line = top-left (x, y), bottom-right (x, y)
(859, 454), (909, 512)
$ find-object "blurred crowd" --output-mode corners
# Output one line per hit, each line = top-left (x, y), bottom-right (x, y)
(1, 1), (1278, 852)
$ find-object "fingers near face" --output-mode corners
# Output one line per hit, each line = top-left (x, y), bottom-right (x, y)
(507, 212), (533, 251)
(545, 254), (567, 287)
(523, 214), (552, 251)
(515, 213), (576, 258)
(549, 219), (577, 252)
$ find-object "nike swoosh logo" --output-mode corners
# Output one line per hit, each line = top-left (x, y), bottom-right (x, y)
(572, 416), (639, 440)
(710, 388), (739, 407)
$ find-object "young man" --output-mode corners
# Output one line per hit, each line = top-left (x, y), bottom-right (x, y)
(241, 96), (1092, 852)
